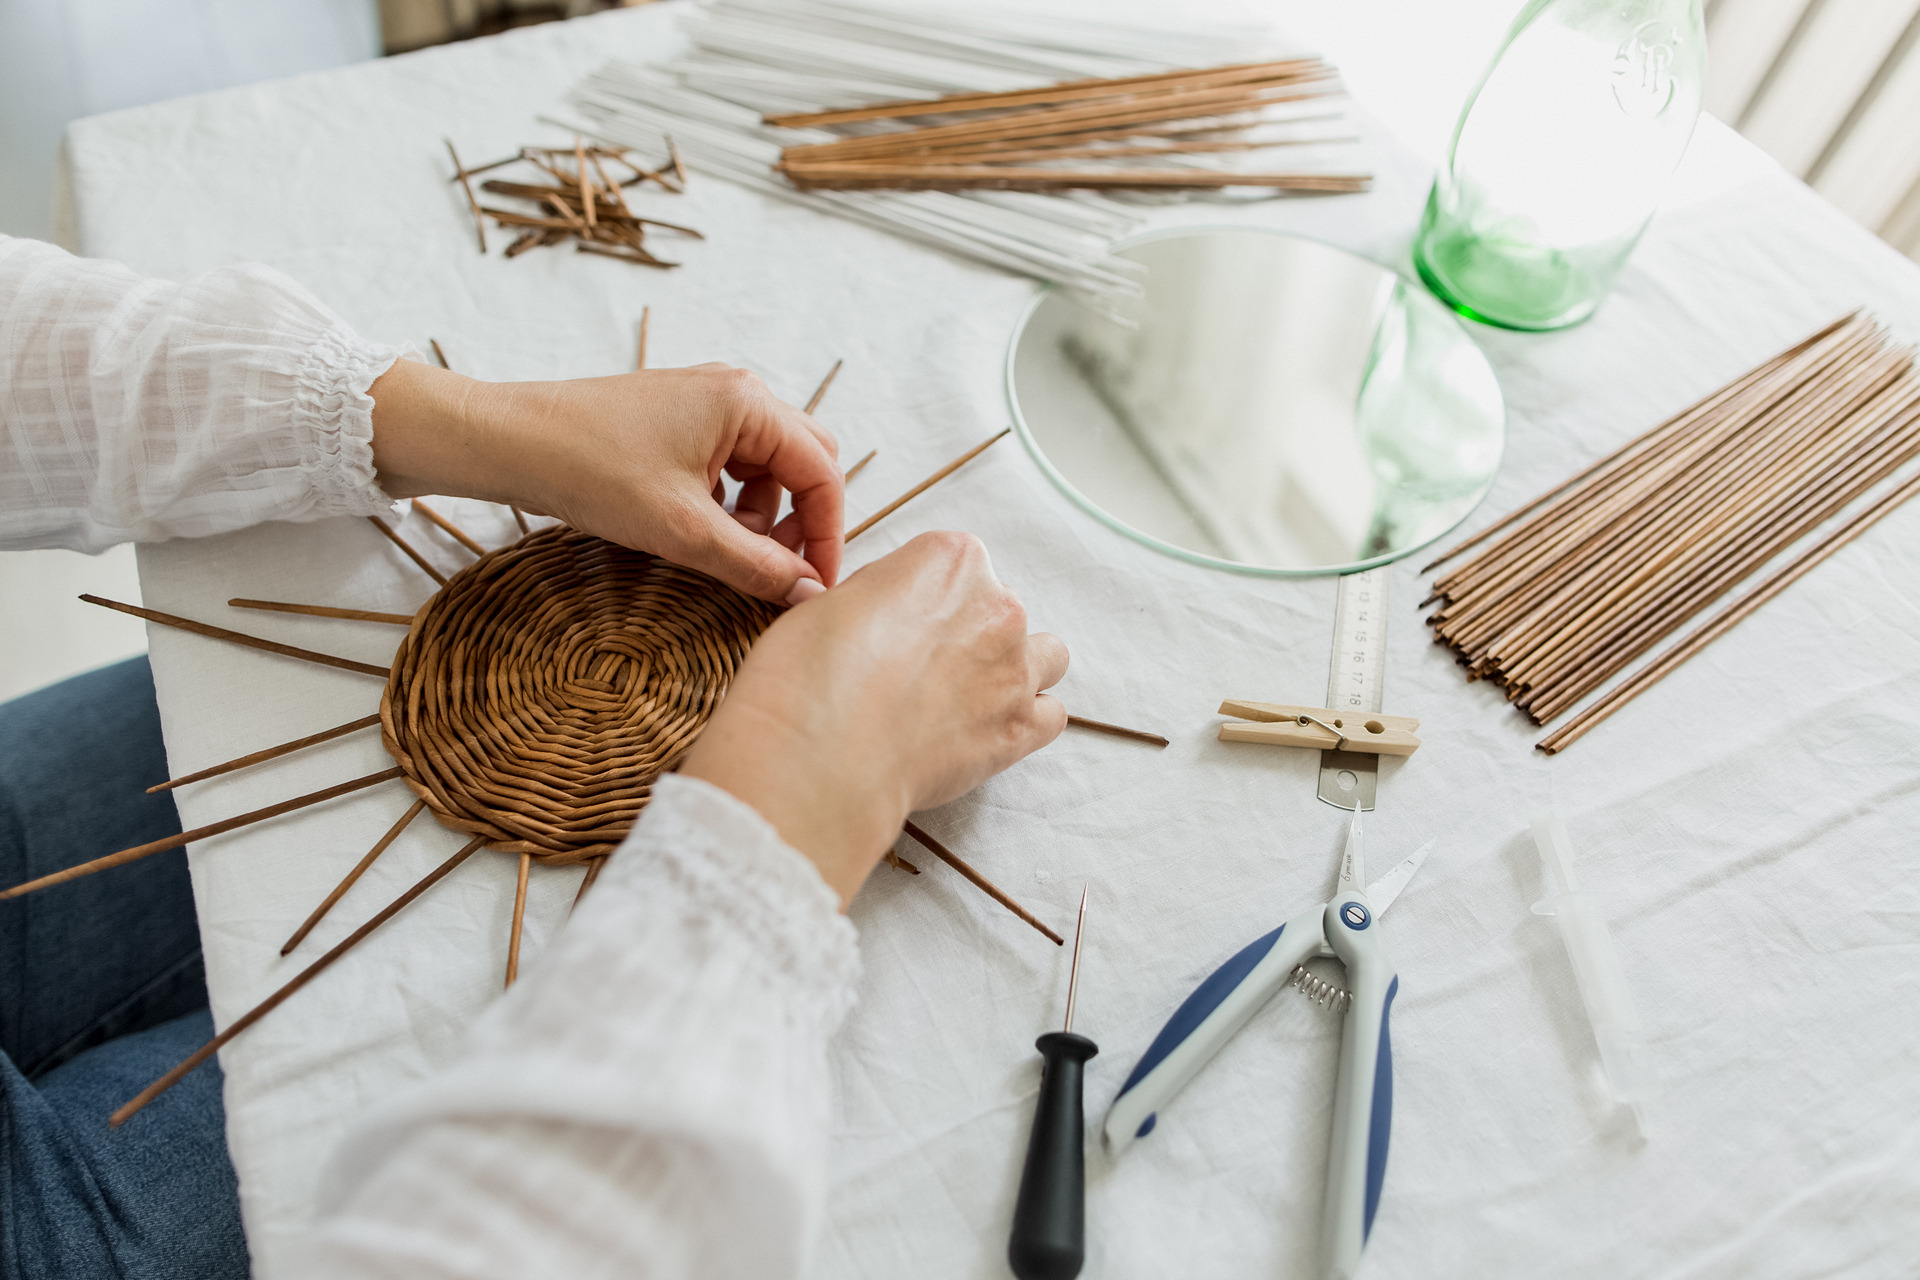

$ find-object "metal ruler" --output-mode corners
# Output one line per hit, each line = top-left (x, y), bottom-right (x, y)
(1317, 566), (1389, 811)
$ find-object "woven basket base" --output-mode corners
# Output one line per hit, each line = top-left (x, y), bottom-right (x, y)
(381, 525), (780, 861)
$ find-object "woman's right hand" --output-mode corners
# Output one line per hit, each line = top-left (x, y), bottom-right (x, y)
(369, 359), (844, 607)
(681, 531), (1068, 906)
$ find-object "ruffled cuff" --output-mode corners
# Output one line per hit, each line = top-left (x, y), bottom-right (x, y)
(288, 333), (411, 518)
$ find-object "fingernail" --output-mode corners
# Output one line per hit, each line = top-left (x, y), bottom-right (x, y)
(784, 577), (826, 607)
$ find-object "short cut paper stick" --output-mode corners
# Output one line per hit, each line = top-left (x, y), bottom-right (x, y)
(149, 714), (385, 793)
(901, 819), (1062, 945)
(446, 153), (518, 180)
(80, 596), (390, 678)
(110, 835), (487, 1126)
(575, 136), (596, 231)
(446, 139), (487, 253)
(576, 242), (676, 269)
(1, 768), (404, 899)
(634, 217), (703, 238)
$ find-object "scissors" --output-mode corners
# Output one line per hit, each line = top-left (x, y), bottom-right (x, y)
(1103, 810), (1432, 1279)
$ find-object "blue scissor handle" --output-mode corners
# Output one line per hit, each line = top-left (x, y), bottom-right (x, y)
(1102, 894), (1400, 1280)
(1321, 893), (1398, 1280)
(1102, 905), (1325, 1151)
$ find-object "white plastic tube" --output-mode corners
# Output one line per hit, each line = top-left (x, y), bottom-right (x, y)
(1530, 807), (1655, 1137)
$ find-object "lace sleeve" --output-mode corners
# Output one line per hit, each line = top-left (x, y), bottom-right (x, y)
(303, 774), (862, 1279)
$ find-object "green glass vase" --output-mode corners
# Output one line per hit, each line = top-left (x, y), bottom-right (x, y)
(1414, 0), (1706, 331)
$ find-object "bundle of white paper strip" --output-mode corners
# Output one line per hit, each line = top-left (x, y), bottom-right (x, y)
(563, 0), (1368, 304)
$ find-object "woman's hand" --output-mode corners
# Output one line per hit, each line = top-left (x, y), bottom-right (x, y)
(368, 358), (843, 605)
(681, 531), (1069, 906)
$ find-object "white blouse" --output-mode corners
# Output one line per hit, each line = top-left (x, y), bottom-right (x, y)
(0, 235), (402, 551)
(1, 233), (862, 1277)
(305, 774), (860, 1280)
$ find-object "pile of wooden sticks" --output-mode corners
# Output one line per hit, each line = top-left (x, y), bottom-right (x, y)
(766, 59), (1370, 193)
(445, 136), (700, 267)
(1424, 313), (1920, 753)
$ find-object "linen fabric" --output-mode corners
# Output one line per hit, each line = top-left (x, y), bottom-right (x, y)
(0, 234), (403, 552)
(53, 4), (1920, 1279)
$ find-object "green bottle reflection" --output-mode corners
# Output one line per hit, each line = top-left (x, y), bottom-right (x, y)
(1414, 0), (1705, 331)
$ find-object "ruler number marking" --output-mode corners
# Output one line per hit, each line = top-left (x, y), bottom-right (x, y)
(1326, 568), (1388, 716)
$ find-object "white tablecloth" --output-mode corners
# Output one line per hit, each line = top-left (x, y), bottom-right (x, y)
(61, 4), (1920, 1276)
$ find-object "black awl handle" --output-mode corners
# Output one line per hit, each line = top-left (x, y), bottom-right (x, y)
(1008, 1031), (1099, 1280)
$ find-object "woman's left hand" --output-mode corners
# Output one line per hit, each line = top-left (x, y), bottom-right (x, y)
(368, 358), (843, 606)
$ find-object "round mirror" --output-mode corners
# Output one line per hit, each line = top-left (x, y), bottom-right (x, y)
(1007, 228), (1506, 575)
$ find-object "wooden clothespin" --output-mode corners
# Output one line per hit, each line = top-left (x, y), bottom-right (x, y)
(1216, 699), (1421, 756)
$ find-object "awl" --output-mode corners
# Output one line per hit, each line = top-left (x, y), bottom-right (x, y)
(1008, 886), (1097, 1280)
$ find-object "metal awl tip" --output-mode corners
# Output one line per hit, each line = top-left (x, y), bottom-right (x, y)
(1062, 885), (1088, 1033)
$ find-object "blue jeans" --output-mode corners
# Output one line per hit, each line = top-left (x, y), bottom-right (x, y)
(0, 657), (248, 1279)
